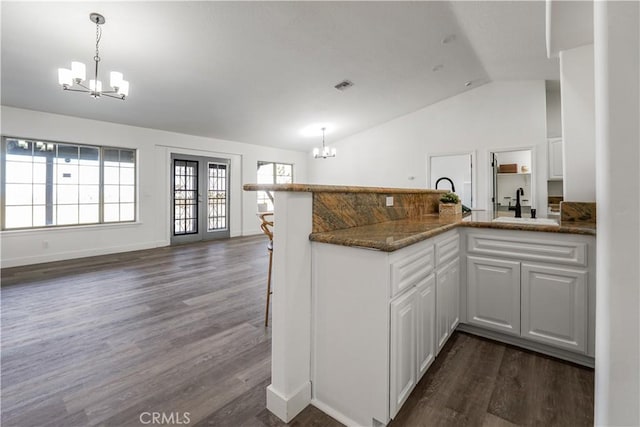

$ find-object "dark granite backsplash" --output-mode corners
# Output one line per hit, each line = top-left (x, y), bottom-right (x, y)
(312, 192), (442, 233)
(560, 202), (596, 222)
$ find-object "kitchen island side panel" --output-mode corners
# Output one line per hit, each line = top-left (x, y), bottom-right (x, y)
(311, 242), (391, 427)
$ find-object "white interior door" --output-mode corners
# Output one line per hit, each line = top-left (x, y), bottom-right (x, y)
(429, 152), (473, 207)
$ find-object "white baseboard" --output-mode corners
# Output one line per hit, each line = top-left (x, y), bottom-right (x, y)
(2, 230), (266, 268)
(242, 228), (263, 237)
(1, 240), (167, 268)
(311, 398), (367, 427)
(266, 382), (311, 423)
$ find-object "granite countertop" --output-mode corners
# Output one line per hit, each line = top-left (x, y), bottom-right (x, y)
(309, 211), (596, 252)
(243, 183), (446, 194)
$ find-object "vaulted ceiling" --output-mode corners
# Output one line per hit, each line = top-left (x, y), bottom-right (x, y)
(1, 1), (557, 151)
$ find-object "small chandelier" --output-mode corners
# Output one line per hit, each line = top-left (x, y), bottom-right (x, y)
(313, 127), (336, 159)
(57, 13), (129, 100)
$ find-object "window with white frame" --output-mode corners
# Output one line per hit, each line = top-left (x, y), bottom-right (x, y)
(256, 161), (293, 212)
(2, 137), (136, 229)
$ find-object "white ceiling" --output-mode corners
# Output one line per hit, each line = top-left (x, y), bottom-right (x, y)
(449, 1), (559, 80)
(1, 1), (558, 151)
(546, 0), (593, 58)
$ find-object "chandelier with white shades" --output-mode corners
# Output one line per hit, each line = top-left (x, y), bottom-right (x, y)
(58, 13), (129, 100)
(313, 127), (337, 159)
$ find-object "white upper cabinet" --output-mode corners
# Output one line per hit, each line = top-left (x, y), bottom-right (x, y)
(548, 138), (564, 180)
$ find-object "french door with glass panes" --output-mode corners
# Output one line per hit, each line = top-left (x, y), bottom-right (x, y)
(171, 154), (230, 244)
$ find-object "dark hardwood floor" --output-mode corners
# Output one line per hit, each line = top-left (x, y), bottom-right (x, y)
(1, 236), (593, 427)
(389, 332), (594, 427)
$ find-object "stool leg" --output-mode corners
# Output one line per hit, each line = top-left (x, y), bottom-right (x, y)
(265, 249), (273, 327)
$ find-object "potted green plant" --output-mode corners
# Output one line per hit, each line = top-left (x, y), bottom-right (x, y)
(439, 192), (462, 216)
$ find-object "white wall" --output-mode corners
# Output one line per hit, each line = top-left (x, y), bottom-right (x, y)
(309, 81), (549, 212)
(0, 106), (308, 267)
(560, 44), (596, 202)
(594, 1), (640, 425)
(545, 81), (562, 138)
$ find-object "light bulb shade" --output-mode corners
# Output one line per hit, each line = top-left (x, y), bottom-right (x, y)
(89, 79), (103, 93)
(117, 80), (129, 96)
(58, 68), (73, 86)
(110, 71), (123, 89)
(71, 62), (86, 82)
(313, 147), (320, 157)
(331, 147), (337, 156)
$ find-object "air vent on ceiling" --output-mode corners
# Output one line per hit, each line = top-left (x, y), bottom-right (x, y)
(334, 80), (354, 91)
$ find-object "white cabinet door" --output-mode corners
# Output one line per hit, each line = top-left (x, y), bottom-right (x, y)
(416, 274), (436, 380)
(548, 138), (563, 180)
(436, 258), (460, 353)
(447, 258), (460, 334)
(467, 256), (521, 336)
(390, 287), (417, 418)
(521, 263), (587, 353)
(436, 267), (449, 353)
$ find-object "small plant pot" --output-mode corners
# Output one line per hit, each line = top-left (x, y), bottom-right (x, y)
(439, 202), (462, 216)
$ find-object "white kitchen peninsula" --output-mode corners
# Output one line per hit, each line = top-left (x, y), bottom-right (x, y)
(242, 184), (596, 427)
(311, 229), (461, 426)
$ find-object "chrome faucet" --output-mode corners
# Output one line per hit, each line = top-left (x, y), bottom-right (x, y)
(515, 188), (524, 218)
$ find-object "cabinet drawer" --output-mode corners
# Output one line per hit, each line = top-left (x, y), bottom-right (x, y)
(390, 242), (434, 298)
(467, 234), (587, 267)
(436, 233), (459, 266)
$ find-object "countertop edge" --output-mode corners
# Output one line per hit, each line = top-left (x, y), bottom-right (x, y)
(309, 220), (596, 252)
(243, 183), (447, 194)
(458, 221), (597, 236)
(310, 223), (459, 252)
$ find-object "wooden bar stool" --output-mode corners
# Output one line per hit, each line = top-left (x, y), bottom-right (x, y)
(259, 213), (274, 327)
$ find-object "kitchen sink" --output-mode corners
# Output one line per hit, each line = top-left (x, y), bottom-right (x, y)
(492, 217), (560, 226)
